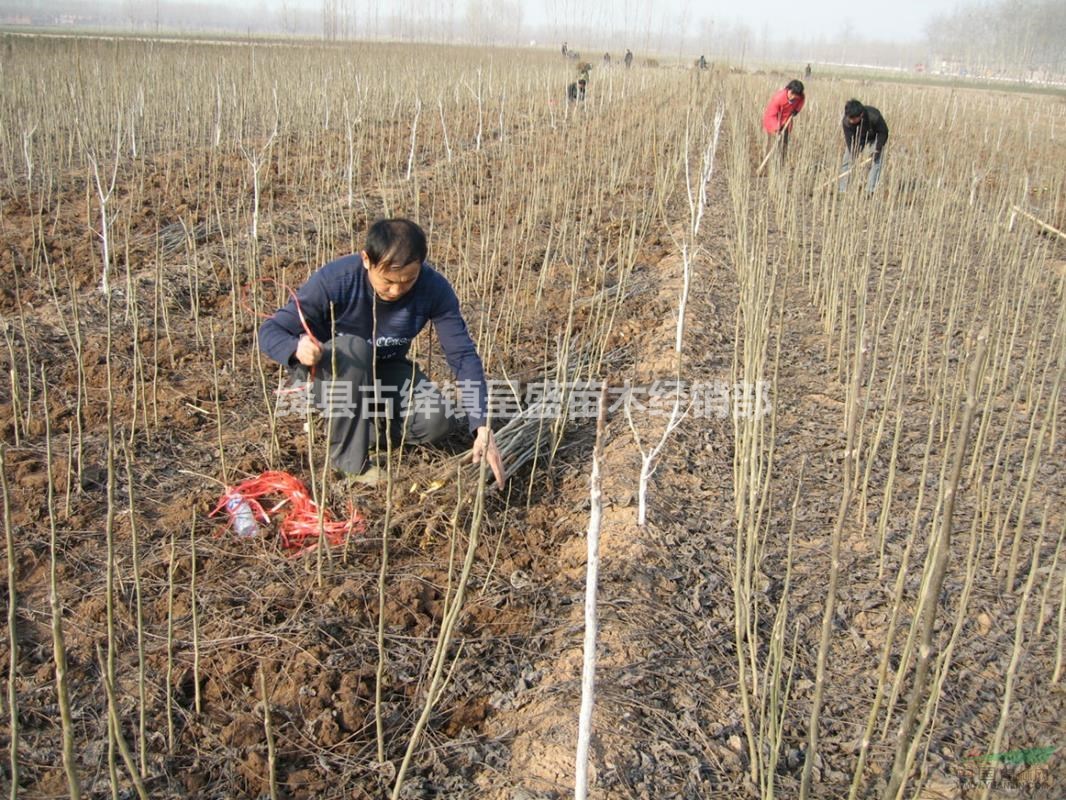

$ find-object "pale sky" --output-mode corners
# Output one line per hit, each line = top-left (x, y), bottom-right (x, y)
(23, 1), (970, 48)
(278, 0), (966, 44)
(528, 0), (960, 43)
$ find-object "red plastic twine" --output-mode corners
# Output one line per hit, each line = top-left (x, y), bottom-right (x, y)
(209, 471), (366, 555)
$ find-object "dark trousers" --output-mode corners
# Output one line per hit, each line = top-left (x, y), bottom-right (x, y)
(299, 335), (452, 475)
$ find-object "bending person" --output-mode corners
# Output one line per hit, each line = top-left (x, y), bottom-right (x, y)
(762, 79), (805, 163)
(840, 98), (889, 193)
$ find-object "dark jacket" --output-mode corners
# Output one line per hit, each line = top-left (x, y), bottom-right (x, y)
(843, 105), (889, 161)
(259, 257), (488, 431)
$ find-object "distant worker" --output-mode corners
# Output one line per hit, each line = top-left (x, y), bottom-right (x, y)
(761, 79), (805, 162)
(839, 98), (889, 193)
(804, 62), (812, 78)
(696, 54), (708, 70)
(562, 41), (568, 57)
(567, 77), (587, 103)
(624, 49), (633, 68)
(603, 51), (611, 65)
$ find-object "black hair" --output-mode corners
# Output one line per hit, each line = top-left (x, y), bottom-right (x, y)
(844, 99), (865, 119)
(786, 79), (804, 96)
(365, 218), (428, 269)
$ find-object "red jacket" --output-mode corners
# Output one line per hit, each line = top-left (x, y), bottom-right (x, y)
(762, 88), (804, 134)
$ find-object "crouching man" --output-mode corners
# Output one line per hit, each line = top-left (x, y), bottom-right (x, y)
(259, 218), (505, 486)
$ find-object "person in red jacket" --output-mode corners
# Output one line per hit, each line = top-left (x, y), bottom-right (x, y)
(762, 79), (805, 163)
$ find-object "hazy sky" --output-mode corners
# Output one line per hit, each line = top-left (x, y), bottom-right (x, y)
(526, 0), (962, 42)
(34, 0), (969, 46)
(276, 0), (967, 43)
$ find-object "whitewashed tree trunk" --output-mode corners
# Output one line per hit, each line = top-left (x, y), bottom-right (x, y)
(627, 107), (723, 526)
(87, 119), (122, 296)
(406, 97), (421, 180)
(575, 388), (607, 800)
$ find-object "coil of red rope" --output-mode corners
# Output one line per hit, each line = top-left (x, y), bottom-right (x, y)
(210, 471), (365, 555)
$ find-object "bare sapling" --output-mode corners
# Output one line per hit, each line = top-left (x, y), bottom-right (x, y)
(127, 84), (144, 160)
(64, 422), (74, 518)
(213, 75), (223, 148)
(979, 509), (1048, 800)
(5, 280), (28, 418)
(208, 327), (228, 484)
(343, 97), (359, 209)
(800, 333), (866, 800)
(63, 273), (87, 487)
(43, 378), (80, 799)
(2, 445), (19, 799)
(259, 668), (279, 800)
(9, 271), (36, 437)
(123, 448), (148, 777)
(20, 120), (38, 269)
(313, 316), (342, 586)
(464, 68), (484, 151)
(165, 530), (176, 753)
(1033, 524), (1063, 642)
(876, 388), (907, 577)
(1004, 357), (1062, 590)
(437, 94), (453, 161)
(190, 508), (201, 715)
(103, 299), (121, 796)
(575, 387), (608, 800)
(4, 357), (21, 447)
(85, 117), (123, 295)
(239, 85), (280, 244)
(406, 97), (421, 181)
(1055, 538), (1066, 683)
(373, 332), (390, 765)
(94, 644), (149, 800)
(883, 328), (989, 800)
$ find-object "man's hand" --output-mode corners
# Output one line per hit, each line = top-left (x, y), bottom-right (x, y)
(472, 425), (506, 487)
(295, 334), (323, 367)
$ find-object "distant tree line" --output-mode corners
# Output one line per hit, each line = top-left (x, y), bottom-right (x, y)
(9, 0), (1063, 80)
(925, 0), (1065, 77)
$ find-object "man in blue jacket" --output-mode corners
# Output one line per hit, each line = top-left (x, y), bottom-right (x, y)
(260, 218), (505, 485)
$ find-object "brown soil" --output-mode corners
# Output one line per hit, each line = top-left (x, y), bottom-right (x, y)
(1, 73), (1062, 800)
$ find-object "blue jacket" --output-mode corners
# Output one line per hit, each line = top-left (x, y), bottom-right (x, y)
(259, 255), (488, 431)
